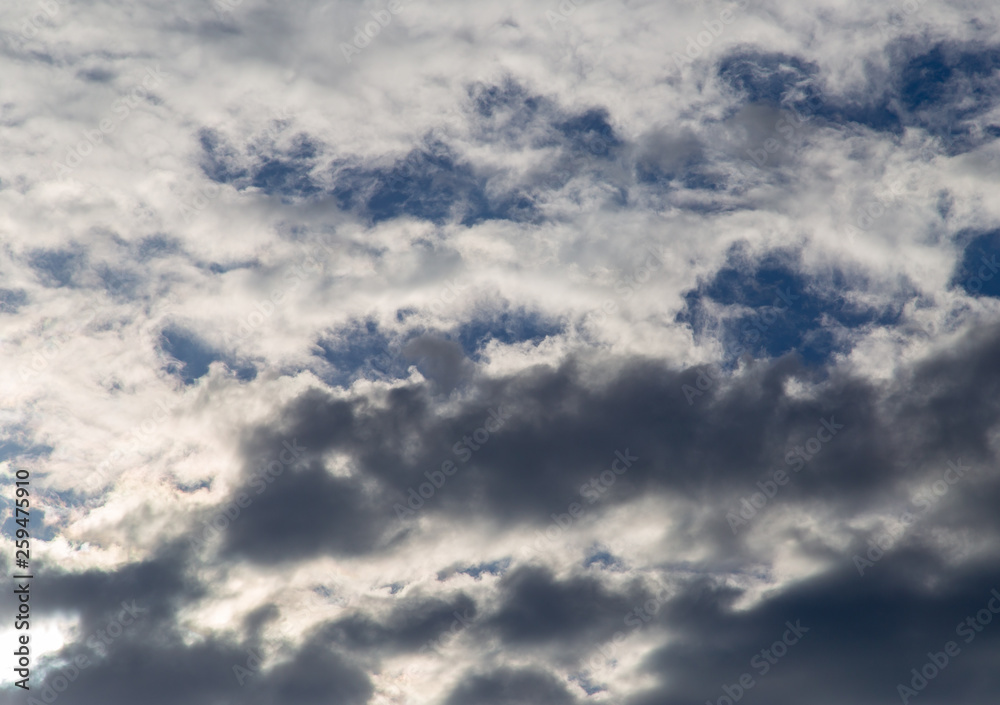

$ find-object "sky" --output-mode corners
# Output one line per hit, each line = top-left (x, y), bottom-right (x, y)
(1, 0), (1000, 703)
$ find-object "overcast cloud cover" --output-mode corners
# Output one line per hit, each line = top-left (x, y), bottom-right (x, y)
(2, 0), (1000, 703)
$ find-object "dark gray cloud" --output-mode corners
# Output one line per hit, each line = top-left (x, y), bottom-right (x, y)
(146, 320), (997, 702)
(317, 592), (477, 654)
(479, 565), (653, 652)
(628, 554), (1000, 705)
(196, 320), (1000, 570)
(443, 666), (580, 705)
(0, 543), (373, 704)
(220, 458), (392, 563)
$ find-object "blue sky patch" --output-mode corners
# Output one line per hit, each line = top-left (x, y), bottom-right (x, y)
(814, 41), (1000, 146)
(952, 229), (1000, 298)
(469, 77), (543, 127)
(556, 108), (621, 158)
(454, 309), (563, 359)
(0, 288), (27, 314)
(28, 246), (86, 288)
(332, 142), (537, 226)
(718, 42), (1000, 149)
(195, 80), (634, 225)
(1, 506), (57, 541)
(315, 319), (409, 383)
(94, 263), (143, 300)
(678, 246), (904, 364)
(718, 51), (820, 109)
(899, 44), (1000, 114)
(134, 234), (182, 262)
(459, 558), (511, 580)
(0, 434), (53, 465)
(895, 42), (1000, 148)
(570, 674), (606, 696)
(200, 129), (321, 201)
(584, 548), (625, 571)
(160, 326), (255, 384)
(198, 128), (249, 184)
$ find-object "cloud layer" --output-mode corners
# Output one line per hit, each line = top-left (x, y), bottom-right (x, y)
(2, 1), (1000, 704)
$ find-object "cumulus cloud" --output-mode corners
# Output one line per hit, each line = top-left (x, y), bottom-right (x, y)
(2, 1), (1000, 703)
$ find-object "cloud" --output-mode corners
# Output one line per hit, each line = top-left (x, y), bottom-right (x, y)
(3, 1), (1000, 703)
